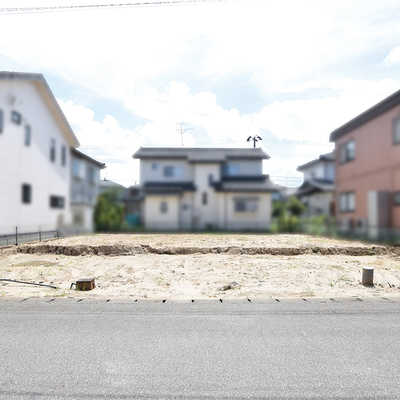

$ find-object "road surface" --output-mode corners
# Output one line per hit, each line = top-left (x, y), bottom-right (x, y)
(1, 298), (399, 399)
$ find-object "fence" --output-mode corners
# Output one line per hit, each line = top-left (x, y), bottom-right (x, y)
(0, 229), (58, 247)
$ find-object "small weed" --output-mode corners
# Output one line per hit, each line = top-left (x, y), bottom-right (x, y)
(328, 275), (335, 287)
(305, 286), (315, 296)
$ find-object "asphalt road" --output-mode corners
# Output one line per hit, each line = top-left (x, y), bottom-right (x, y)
(1, 298), (400, 399)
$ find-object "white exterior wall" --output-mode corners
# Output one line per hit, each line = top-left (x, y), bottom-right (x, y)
(70, 204), (94, 233)
(302, 161), (335, 181)
(0, 80), (72, 234)
(302, 191), (334, 216)
(217, 192), (271, 230)
(140, 159), (193, 182)
(303, 162), (325, 181)
(192, 163), (220, 230)
(144, 195), (179, 230)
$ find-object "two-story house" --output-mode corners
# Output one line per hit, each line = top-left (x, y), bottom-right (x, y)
(0, 72), (80, 235)
(329, 88), (400, 239)
(70, 149), (105, 233)
(133, 147), (277, 231)
(0, 72), (104, 236)
(295, 151), (335, 216)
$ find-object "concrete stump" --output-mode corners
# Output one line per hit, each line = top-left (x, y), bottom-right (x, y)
(362, 267), (374, 286)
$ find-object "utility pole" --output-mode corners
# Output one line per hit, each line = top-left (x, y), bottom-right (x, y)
(176, 122), (192, 146)
(247, 135), (262, 148)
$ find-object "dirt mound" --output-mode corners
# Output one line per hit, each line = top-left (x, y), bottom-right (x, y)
(16, 243), (390, 256)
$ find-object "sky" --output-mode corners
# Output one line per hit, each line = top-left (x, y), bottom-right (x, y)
(1, 0), (400, 187)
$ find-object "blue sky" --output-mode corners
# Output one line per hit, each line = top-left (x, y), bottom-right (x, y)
(1, 0), (400, 186)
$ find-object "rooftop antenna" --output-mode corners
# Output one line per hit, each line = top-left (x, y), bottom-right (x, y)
(176, 122), (192, 146)
(247, 135), (262, 148)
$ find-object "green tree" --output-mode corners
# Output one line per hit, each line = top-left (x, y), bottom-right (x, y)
(286, 196), (306, 217)
(94, 188), (125, 232)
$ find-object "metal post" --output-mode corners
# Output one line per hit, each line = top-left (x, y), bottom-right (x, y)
(15, 227), (18, 246)
(362, 267), (374, 285)
(39, 230), (41, 242)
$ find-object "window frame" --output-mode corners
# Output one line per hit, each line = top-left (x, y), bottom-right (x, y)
(50, 139), (56, 162)
(24, 125), (31, 146)
(160, 201), (168, 213)
(22, 184), (32, 204)
(72, 159), (84, 179)
(61, 146), (66, 166)
(339, 191), (355, 213)
(393, 117), (400, 145)
(234, 198), (258, 213)
(50, 195), (65, 209)
(339, 140), (355, 164)
(393, 191), (400, 206)
(11, 110), (21, 125)
(163, 165), (183, 178)
(202, 192), (208, 205)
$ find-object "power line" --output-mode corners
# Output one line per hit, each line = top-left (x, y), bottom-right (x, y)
(0, 0), (240, 15)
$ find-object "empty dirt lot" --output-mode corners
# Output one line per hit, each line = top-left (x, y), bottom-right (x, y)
(1, 233), (400, 300)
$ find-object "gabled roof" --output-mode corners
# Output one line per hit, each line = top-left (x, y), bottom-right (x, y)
(329, 88), (400, 142)
(295, 179), (335, 197)
(133, 147), (270, 161)
(71, 148), (105, 169)
(297, 151), (335, 172)
(0, 71), (80, 148)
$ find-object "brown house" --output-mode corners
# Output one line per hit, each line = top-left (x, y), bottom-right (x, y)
(329, 88), (400, 239)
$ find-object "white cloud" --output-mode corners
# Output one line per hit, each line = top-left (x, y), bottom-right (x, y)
(58, 99), (142, 187)
(384, 46), (400, 66)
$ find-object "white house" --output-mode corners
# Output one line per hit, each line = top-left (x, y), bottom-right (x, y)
(295, 151), (335, 216)
(133, 147), (277, 231)
(70, 148), (105, 233)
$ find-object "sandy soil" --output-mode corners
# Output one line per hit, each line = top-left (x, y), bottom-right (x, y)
(1, 234), (400, 300)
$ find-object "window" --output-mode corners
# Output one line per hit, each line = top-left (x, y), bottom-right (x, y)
(393, 117), (400, 144)
(234, 198), (258, 213)
(89, 167), (96, 184)
(22, 184), (31, 204)
(394, 191), (400, 206)
(202, 192), (208, 205)
(223, 164), (239, 176)
(339, 192), (355, 212)
(61, 146), (66, 166)
(11, 111), (21, 125)
(0, 109), (3, 133)
(73, 159), (84, 179)
(160, 201), (168, 213)
(339, 140), (355, 164)
(152, 162), (159, 170)
(50, 196), (65, 209)
(163, 166), (183, 177)
(50, 139), (56, 162)
(208, 174), (214, 186)
(24, 125), (31, 146)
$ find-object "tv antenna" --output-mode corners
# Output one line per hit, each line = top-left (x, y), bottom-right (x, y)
(176, 122), (192, 146)
(247, 135), (262, 148)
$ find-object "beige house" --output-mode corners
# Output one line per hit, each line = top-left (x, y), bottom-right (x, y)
(295, 151), (335, 217)
(133, 147), (277, 231)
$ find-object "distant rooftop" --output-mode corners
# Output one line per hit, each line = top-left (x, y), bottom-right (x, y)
(297, 151), (335, 172)
(71, 148), (105, 169)
(133, 147), (270, 161)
